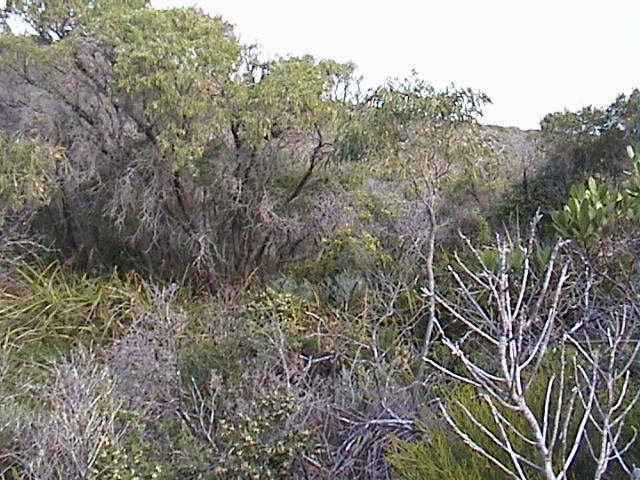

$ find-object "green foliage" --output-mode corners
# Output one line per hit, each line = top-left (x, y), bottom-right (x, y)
(551, 177), (622, 244)
(0, 0), (361, 285)
(540, 91), (639, 184)
(3, 0), (95, 42)
(0, 133), (58, 230)
(111, 404), (215, 479)
(178, 339), (228, 391)
(492, 91), (639, 227)
(540, 91), (638, 206)
(90, 432), (162, 480)
(98, 6), (241, 166)
(92, 4), (354, 165)
(212, 391), (310, 479)
(551, 148), (640, 256)
(390, 370), (603, 480)
(246, 287), (310, 332)
(2, 0), (149, 42)
(388, 423), (506, 480)
(447, 210), (491, 244)
(334, 72), (489, 163)
(0, 262), (145, 353)
(235, 55), (355, 146)
(319, 225), (390, 274)
(621, 143), (640, 219)
(443, 384), (550, 479)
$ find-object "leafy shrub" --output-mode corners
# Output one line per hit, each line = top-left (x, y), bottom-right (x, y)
(551, 177), (622, 248)
(211, 391), (311, 479)
(90, 431), (163, 480)
(0, 133), (58, 233)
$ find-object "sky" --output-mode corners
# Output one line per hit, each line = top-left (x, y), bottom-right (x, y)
(152, 1), (639, 130)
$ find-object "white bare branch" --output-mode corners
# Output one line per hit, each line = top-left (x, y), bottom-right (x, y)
(424, 222), (639, 480)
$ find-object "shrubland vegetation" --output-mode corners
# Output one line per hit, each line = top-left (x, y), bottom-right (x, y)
(0, 1), (638, 478)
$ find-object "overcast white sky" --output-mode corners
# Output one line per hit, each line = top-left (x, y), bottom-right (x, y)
(151, 0), (638, 130)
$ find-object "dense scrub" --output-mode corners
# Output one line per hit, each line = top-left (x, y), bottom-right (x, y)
(0, 2), (638, 479)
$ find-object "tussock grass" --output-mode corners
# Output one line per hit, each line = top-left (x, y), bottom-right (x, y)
(0, 261), (146, 355)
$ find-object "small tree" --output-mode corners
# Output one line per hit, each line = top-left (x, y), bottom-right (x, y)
(424, 217), (639, 479)
(0, 3), (358, 286)
(334, 74), (491, 408)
